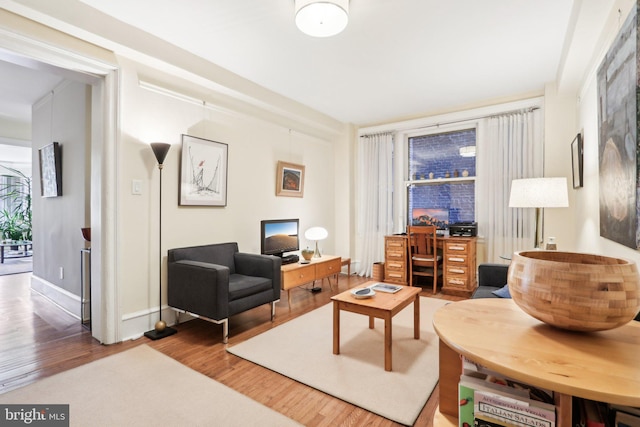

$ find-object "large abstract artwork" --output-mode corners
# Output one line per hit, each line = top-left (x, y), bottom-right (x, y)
(179, 134), (228, 206)
(597, 3), (639, 249)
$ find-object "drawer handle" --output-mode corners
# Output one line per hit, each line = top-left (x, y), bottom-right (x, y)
(449, 246), (465, 251)
(389, 273), (402, 278)
(449, 268), (465, 274)
(449, 279), (464, 285)
(449, 257), (465, 262)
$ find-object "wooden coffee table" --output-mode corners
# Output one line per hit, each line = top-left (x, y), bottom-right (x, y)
(331, 282), (422, 371)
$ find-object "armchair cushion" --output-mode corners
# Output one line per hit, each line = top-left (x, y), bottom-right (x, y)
(229, 274), (273, 301)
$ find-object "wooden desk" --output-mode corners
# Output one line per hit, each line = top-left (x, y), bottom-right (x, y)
(384, 234), (477, 295)
(433, 299), (640, 426)
(281, 255), (341, 305)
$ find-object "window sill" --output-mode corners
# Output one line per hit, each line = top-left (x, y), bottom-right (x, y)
(406, 177), (476, 186)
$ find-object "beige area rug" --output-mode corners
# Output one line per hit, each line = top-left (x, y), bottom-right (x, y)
(0, 345), (301, 427)
(227, 296), (450, 426)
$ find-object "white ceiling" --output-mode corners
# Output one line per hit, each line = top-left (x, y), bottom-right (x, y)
(0, 58), (63, 122)
(0, 0), (615, 126)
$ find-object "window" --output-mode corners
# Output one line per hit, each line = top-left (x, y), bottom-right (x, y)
(407, 129), (476, 228)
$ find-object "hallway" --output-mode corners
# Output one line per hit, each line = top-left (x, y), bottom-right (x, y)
(0, 272), (134, 394)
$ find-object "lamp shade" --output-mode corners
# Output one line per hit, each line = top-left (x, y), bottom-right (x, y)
(305, 226), (328, 241)
(150, 142), (171, 165)
(295, 0), (349, 37)
(508, 177), (569, 208)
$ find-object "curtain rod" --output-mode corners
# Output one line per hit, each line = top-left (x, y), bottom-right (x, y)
(360, 131), (395, 138)
(360, 106), (541, 137)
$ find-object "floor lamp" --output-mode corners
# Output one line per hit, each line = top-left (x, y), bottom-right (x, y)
(144, 142), (177, 340)
(508, 177), (569, 249)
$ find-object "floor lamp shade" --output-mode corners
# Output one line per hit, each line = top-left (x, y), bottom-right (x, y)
(144, 142), (177, 340)
(509, 177), (569, 248)
(150, 142), (171, 166)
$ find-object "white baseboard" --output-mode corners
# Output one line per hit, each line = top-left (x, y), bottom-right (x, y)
(31, 275), (80, 319)
(120, 306), (180, 342)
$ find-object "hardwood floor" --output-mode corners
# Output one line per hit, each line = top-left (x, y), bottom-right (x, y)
(0, 272), (464, 426)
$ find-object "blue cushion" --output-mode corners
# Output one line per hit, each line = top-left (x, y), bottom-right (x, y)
(492, 284), (511, 298)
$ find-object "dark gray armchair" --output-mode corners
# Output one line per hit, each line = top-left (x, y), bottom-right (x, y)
(471, 263), (509, 299)
(167, 242), (281, 343)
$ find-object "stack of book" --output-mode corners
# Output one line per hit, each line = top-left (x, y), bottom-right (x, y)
(575, 400), (640, 427)
(459, 357), (556, 427)
(610, 405), (640, 427)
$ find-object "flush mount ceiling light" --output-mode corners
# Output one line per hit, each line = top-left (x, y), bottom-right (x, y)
(295, 0), (349, 37)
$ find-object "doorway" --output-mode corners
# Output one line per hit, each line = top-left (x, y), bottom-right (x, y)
(0, 40), (119, 343)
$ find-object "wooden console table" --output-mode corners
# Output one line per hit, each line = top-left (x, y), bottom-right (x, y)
(281, 255), (341, 306)
(432, 298), (640, 427)
(384, 234), (477, 295)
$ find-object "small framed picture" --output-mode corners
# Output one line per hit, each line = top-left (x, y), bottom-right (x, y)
(179, 134), (228, 206)
(276, 161), (305, 198)
(39, 142), (62, 197)
(571, 133), (583, 189)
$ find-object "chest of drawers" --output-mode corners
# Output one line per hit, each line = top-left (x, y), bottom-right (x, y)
(384, 235), (409, 285)
(442, 237), (477, 296)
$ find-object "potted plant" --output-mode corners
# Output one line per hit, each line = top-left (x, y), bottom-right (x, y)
(0, 165), (32, 243)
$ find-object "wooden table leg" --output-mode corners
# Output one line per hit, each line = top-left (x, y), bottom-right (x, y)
(369, 315), (375, 329)
(333, 301), (340, 355)
(384, 313), (392, 371)
(414, 294), (420, 339)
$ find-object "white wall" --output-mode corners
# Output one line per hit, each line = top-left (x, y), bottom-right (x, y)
(31, 80), (90, 316)
(542, 82), (577, 251)
(549, 1), (640, 264)
(573, 59), (640, 262)
(115, 58), (350, 339)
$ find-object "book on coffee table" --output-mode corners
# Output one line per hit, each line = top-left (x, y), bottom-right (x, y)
(371, 283), (402, 293)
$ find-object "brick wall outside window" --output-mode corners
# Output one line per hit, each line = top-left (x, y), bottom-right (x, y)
(408, 129), (476, 227)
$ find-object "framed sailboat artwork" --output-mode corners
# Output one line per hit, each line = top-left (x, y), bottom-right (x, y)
(179, 134), (228, 206)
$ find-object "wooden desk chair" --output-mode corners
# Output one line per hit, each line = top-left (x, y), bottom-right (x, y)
(407, 225), (443, 294)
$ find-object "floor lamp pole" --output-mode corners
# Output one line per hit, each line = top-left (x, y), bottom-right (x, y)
(158, 163), (163, 322)
(534, 207), (542, 249)
(144, 142), (176, 340)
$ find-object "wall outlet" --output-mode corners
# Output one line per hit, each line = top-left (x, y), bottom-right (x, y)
(59, 267), (64, 279)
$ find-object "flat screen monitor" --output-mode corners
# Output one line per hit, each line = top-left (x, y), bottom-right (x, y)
(260, 218), (299, 256)
(411, 208), (449, 229)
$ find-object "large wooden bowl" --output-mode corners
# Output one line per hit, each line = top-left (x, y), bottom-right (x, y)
(507, 251), (640, 331)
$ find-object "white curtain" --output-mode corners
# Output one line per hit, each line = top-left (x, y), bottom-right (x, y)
(356, 132), (394, 277)
(477, 109), (543, 262)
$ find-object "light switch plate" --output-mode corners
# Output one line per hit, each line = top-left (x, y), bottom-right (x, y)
(132, 179), (142, 195)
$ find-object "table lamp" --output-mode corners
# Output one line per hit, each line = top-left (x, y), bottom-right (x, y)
(304, 226), (328, 258)
(508, 177), (568, 248)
